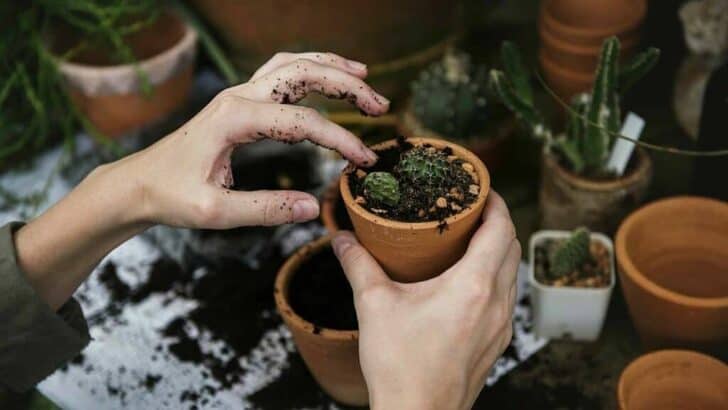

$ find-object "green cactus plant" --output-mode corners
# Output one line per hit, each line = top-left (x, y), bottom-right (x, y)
(363, 172), (401, 207)
(489, 38), (660, 176)
(549, 227), (592, 278)
(411, 50), (489, 138)
(395, 146), (451, 187)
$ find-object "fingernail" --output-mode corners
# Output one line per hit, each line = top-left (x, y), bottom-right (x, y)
(332, 232), (356, 258)
(364, 148), (378, 165)
(374, 92), (390, 106)
(292, 199), (319, 222)
(347, 60), (367, 71)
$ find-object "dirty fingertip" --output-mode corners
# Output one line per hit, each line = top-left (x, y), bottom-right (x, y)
(332, 231), (357, 258)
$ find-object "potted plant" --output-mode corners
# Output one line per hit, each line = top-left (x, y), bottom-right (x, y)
(490, 37), (660, 233)
(274, 235), (367, 406)
(339, 136), (490, 282)
(50, 5), (198, 138)
(399, 50), (515, 171)
(529, 227), (615, 341)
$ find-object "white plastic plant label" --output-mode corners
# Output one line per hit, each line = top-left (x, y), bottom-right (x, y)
(607, 112), (645, 176)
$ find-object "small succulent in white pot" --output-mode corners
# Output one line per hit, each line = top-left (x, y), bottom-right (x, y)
(528, 227), (615, 341)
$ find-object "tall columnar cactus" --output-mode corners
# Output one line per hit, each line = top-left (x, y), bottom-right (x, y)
(411, 50), (489, 138)
(489, 38), (660, 175)
(395, 146), (451, 187)
(549, 227), (592, 278)
(363, 172), (401, 207)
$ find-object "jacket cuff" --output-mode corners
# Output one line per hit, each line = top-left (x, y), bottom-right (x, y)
(0, 222), (91, 392)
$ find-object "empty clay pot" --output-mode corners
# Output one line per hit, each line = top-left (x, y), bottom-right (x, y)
(538, 0), (647, 102)
(340, 137), (490, 282)
(55, 12), (197, 138)
(617, 350), (728, 410)
(274, 235), (367, 406)
(616, 197), (728, 355)
(539, 148), (652, 234)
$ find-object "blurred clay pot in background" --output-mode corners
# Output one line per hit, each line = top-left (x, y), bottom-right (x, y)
(274, 236), (367, 406)
(54, 12), (197, 138)
(320, 179), (353, 234)
(340, 137), (490, 283)
(539, 148), (652, 234)
(616, 197), (728, 355)
(539, 0), (647, 102)
(617, 350), (728, 410)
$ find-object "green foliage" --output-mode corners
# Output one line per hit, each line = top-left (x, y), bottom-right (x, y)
(549, 227), (592, 278)
(363, 172), (401, 207)
(411, 50), (489, 138)
(396, 146), (451, 188)
(489, 38), (660, 176)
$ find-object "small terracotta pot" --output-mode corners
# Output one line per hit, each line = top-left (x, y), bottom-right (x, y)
(616, 197), (728, 354)
(274, 235), (367, 406)
(55, 12), (197, 138)
(398, 103), (515, 172)
(340, 137), (490, 282)
(539, 148), (652, 234)
(617, 350), (728, 410)
(538, 0), (647, 102)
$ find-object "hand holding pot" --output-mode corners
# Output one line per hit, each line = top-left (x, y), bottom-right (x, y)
(332, 192), (520, 410)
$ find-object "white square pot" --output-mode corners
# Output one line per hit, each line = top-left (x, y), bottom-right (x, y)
(528, 230), (615, 341)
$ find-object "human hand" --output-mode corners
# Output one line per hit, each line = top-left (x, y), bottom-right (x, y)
(99, 51), (389, 229)
(332, 192), (520, 410)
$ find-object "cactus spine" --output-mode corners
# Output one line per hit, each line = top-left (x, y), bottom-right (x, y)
(411, 50), (489, 138)
(549, 227), (592, 278)
(363, 172), (401, 207)
(395, 146), (451, 187)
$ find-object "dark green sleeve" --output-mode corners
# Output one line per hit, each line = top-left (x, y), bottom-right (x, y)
(0, 222), (91, 392)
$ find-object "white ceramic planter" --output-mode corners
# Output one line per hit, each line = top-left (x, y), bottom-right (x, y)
(529, 230), (615, 341)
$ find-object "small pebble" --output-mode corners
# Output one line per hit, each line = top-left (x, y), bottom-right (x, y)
(355, 196), (366, 205)
(355, 169), (367, 179)
(418, 209), (426, 218)
(426, 146), (437, 154)
(447, 155), (458, 162)
(451, 203), (462, 212)
(462, 163), (474, 172)
(469, 184), (480, 195)
(436, 197), (447, 208)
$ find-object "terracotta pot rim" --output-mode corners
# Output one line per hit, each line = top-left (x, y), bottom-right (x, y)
(617, 349), (728, 409)
(55, 12), (197, 78)
(540, 2), (646, 39)
(340, 137), (490, 230)
(399, 101), (515, 147)
(615, 196), (728, 308)
(544, 148), (651, 191)
(528, 229), (616, 292)
(274, 235), (358, 341)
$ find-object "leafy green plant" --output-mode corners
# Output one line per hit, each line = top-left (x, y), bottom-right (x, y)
(549, 227), (591, 278)
(363, 172), (401, 207)
(489, 37), (660, 176)
(411, 50), (489, 138)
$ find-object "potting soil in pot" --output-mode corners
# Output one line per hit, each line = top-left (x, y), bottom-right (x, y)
(534, 238), (611, 288)
(348, 137), (479, 222)
(288, 247), (358, 330)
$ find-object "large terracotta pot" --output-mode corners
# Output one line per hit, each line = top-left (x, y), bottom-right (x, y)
(55, 12), (197, 138)
(340, 137), (490, 283)
(189, 0), (458, 106)
(539, 0), (647, 102)
(274, 235), (367, 406)
(615, 197), (728, 355)
(617, 350), (728, 410)
(539, 148), (652, 234)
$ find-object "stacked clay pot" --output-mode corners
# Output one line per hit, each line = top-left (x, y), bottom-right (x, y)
(539, 0), (647, 103)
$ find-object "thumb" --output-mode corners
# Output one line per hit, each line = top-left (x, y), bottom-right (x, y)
(331, 231), (390, 295)
(217, 189), (320, 227)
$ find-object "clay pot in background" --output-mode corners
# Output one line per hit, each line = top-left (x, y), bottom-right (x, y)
(398, 104), (515, 173)
(189, 0), (458, 108)
(617, 350), (728, 410)
(539, 148), (652, 234)
(55, 12), (198, 138)
(274, 236), (367, 406)
(616, 197), (728, 355)
(340, 138), (490, 283)
(539, 0), (647, 102)
(320, 179), (353, 234)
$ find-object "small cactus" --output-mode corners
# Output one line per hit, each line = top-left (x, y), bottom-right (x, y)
(549, 228), (592, 278)
(363, 172), (400, 207)
(395, 146), (451, 187)
(411, 50), (489, 138)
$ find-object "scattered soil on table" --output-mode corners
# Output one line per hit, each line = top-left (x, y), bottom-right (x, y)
(288, 247), (357, 330)
(534, 239), (611, 288)
(347, 137), (479, 222)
